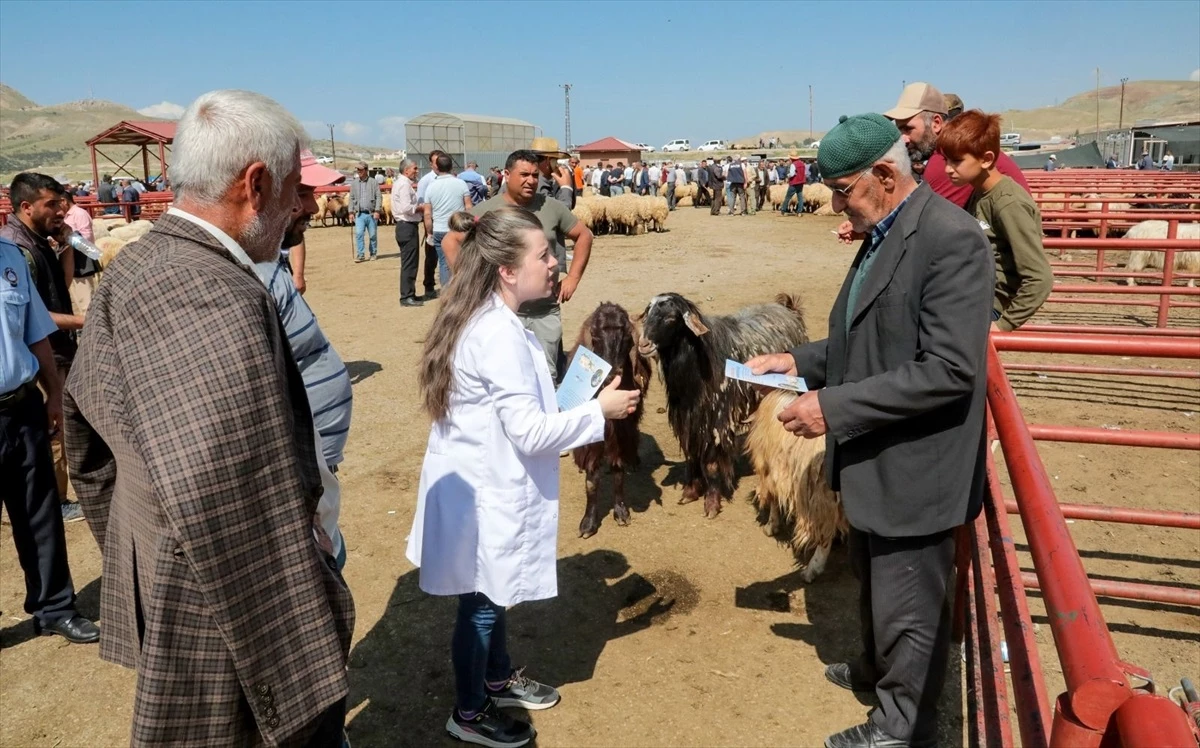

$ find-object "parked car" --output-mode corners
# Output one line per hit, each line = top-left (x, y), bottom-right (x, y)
(662, 139), (690, 152)
(315, 156), (334, 164)
(1001, 132), (1021, 146)
(696, 139), (726, 152)
(634, 142), (656, 152)
(809, 140), (821, 149)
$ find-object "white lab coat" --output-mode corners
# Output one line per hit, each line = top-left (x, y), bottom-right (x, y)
(406, 294), (605, 606)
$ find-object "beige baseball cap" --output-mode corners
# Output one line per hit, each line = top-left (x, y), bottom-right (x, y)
(884, 82), (948, 121)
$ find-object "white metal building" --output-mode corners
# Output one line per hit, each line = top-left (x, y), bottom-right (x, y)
(404, 112), (537, 175)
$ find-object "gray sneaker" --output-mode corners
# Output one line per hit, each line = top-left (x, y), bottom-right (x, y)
(486, 667), (560, 711)
(447, 699), (533, 747)
(61, 503), (85, 524)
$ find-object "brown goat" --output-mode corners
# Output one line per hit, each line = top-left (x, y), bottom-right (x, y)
(569, 302), (653, 538)
(745, 390), (848, 582)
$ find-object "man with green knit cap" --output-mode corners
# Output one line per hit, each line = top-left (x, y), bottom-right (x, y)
(747, 113), (992, 748)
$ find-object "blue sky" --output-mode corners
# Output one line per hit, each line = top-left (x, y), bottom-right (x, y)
(2, 0), (1198, 149)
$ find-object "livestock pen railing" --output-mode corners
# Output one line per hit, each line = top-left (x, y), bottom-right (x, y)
(1036, 201), (1198, 239)
(1025, 213), (1200, 330)
(0, 193), (174, 226)
(1025, 172), (1200, 188)
(957, 334), (1199, 746)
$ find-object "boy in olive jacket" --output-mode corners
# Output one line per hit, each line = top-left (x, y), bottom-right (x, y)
(939, 110), (1052, 331)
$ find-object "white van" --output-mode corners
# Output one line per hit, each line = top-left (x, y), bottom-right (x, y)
(1000, 133), (1021, 146)
(697, 139), (726, 152)
(662, 139), (690, 152)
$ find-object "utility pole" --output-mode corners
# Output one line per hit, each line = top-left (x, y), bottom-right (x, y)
(327, 123), (336, 168)
(560, 83), (572, 149)
(1118, 77), (1129, 131)
(1095, 68), (1101, 143)
(809, 85), (813, 140)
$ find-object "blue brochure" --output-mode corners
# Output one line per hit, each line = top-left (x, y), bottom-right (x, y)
(556, 346), (613, 410)
(724, 359), (808, 393)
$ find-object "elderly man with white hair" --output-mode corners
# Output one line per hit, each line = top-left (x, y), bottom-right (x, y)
(748, 113), (991, 748)
(62, 89), (355, 747)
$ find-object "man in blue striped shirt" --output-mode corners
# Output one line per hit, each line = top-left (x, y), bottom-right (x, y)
(255, 152), (352, 470)
(255, 152), (353, 569)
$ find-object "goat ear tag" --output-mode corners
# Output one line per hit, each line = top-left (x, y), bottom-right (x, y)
(683, 312), (710, 336)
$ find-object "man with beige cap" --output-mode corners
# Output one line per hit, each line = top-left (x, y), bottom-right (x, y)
(883, 82), (1029, 208)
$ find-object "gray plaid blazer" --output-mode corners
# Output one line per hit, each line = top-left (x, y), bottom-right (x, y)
(64, 214), (355, 747)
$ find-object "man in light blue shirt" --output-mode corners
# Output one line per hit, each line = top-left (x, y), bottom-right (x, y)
(415, 149), (446, 204)
(423, 153), (472, 287)
(459, 161), (488, 205)
(0, 236), (99, 644)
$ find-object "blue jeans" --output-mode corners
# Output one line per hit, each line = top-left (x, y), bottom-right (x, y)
(610, 185), (624, 195)
(431, 231), (451, 286)
(354, 212), (378, 258)
(452, 593), (512, 712)
(782, 184), (803, 214)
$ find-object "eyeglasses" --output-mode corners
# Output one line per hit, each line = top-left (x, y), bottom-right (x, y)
(830, 169), (870, 198)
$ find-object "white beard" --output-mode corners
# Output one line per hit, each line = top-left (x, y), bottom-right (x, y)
(240, 202), (290, 263)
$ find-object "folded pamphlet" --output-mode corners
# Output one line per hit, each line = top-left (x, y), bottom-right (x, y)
(724, 359), (808, 393)
(556, 346), (613, 410)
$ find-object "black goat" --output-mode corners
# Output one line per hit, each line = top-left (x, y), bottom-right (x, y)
(569, 303), (653, 538)
(637, 292), (808, 518)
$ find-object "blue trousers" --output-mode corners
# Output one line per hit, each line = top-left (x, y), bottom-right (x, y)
(431, 231), (450, 287)
(782, 184), (804, 214)
(452, 592), (512, 712)
(354, 212), (378, 259)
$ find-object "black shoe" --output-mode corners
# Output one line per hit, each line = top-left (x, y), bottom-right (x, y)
(825, 662), (876, 692)
(824, 720), (917, 748)
(400, 297), (424, 307)
(34, 614), (100, 644)
(445, 698), (533, 747)
(422, 289), (439, 301)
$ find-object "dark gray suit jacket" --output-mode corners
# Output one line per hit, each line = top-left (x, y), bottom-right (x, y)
(790, 183), (992, 537)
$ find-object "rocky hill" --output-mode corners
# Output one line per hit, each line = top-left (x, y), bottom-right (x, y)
(0, 84), (394, 180)
(730, 79), (1199, 147)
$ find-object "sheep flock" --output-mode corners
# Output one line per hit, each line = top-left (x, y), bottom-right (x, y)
(573, 193), (670, 235)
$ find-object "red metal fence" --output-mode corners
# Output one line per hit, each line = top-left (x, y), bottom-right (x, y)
(960, 329), (1199, 745)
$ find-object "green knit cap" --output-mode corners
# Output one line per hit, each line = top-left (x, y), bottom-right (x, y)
(817, 113), (902, 179)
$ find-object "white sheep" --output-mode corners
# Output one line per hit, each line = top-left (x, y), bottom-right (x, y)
(768, 184), (799, 212)
(107, 220), (153, 244)
(97, 236), (127, 269)
(745, 390), (847, 582)
(1123, 220), (1200, 287)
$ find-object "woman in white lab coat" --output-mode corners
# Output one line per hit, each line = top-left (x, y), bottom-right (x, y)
(409, 207), (640, 748)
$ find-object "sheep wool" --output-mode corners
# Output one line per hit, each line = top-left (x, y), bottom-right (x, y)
(746, 390), (848, 582)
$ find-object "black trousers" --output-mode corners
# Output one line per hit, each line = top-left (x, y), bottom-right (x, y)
(300, 697), (347, 747)
(396, 221), (421, 300)
(849, 527), (956, 744)
(0, 385), (77, 624)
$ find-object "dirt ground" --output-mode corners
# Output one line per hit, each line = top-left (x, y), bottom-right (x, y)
(2, 204), (1197, 747)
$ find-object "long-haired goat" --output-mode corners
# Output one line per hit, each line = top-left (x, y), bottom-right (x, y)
(1122, 220), (1200, 287)
(570, 303), (653, 538)
(637, 292), (808, 518)
(746, 390), (848, 582)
